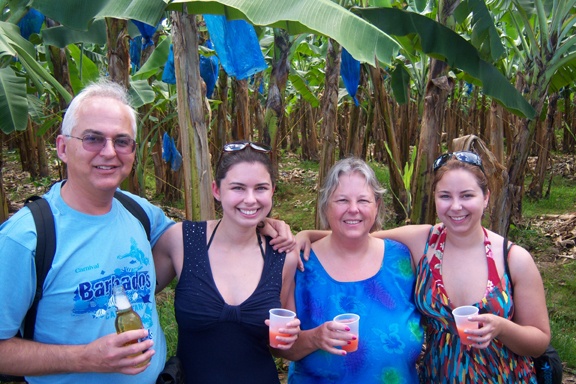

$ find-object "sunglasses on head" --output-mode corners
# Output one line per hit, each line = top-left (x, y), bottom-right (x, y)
(433, 151), (484, 173)
(222, 142), (271, 154)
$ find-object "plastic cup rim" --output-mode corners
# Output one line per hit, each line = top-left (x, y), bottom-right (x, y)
(333, 313), (360, 322)
(269, 308), (296, 319)
(452, 305), (479, 317)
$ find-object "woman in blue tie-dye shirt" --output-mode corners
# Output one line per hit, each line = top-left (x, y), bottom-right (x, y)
(280, 157), (423, 383)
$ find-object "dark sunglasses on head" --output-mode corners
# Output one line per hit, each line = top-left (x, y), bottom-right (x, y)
(65, 134), (136, 154)
(433, 151), (484, 173)
(222, 142), (271, 154)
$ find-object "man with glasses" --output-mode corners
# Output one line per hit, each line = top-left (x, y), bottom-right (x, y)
(0, 80), (293, 383)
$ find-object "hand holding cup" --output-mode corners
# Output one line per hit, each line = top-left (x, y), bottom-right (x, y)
(452, 305), (479, 345)
(333, 313), (360, 353)
(269, 308), (297, 348)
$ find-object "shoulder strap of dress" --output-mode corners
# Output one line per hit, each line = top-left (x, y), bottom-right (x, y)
(423, 225), (435, 256)
(206, 219), (221, 251)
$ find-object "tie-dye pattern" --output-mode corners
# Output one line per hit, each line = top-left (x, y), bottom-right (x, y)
(288, 239), (423, 383)
(415, 225), (536, 383)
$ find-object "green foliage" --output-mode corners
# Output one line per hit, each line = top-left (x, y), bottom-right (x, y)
(352, 6), (536, 119)
(33, 0), (166, 36)
(0, 67), (27, 133)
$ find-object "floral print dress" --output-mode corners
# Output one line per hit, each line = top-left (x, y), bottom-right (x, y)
(415, 224), (536, 383)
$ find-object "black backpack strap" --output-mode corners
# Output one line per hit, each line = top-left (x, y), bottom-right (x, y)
(23, 196), (56, 340)
(502, 237), (514, 297)
(114, 191), (151, 242)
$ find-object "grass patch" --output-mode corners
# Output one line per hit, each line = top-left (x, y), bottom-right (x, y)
(523, 176), (576, 216)
(541, 261), (576, 368)
(156, 283), (178, 358)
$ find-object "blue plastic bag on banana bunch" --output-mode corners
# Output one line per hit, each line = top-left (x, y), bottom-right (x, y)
(340, 48), (361, 106)
(204, 14), (267, 80)
(162, 132), (182, 172)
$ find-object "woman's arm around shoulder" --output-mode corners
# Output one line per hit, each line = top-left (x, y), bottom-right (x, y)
(371, 224), (433, 265)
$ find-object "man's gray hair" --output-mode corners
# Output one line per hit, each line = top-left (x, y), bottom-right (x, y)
(61, 79), (137, 137)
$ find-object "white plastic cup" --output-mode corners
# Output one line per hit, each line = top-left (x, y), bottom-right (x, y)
(333, 313), (360, 352)
(452, 305), (479, 345)
(269, 308), (296, 348)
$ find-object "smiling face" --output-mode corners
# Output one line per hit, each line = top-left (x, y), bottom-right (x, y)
(56, 96), (136, 195)
(325, 172), (378, 239)
(212, 161), (274, 229)
(434, 168), (490, 234)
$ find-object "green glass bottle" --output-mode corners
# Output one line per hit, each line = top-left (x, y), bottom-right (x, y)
(113, 285), (149, 367)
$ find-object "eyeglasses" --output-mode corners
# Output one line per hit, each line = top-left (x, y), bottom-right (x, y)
(223, 142), (271, 154)
(433, 151), (484, 173)
(65, 134), (137, 154)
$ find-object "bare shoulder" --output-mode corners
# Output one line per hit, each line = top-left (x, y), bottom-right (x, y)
(508, 242), (538, 272)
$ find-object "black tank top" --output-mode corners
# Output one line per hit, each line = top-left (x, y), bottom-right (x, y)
(175, 220), (286, 384)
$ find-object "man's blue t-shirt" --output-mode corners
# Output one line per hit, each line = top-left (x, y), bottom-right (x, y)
(0, 181), (173, 384)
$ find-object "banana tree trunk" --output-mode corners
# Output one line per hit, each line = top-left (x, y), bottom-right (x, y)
(369, 65), (407, 222)
(446, 86), (458, 151)
(315, 38), (341, 229)
(232, 79), (249, 141)
(528, 92), (558, 198)
(136, 30), (165, 199)
(410, 58), (454, 224)
(264, 28), (291, 170)
(251, 72), (265, 142)
(106, 17), (137, 194)
(0, 133), (8, 223)
(45, 18), (73, 111)
(361, 97), (374, 161)
(345, 68), (365, 157)
(105, 18), (130, 88)
(300, 101), (319, 161)
(21, 123), (39, 179)
(488, 100), (504, 163)
(563, 88), (575, 152)
(493, 88), (547, 235)
(338, 103), (349, 159)
(171, 10), (214, 221)
(410, 0), (460, 224)
(212, 68), (229, 167)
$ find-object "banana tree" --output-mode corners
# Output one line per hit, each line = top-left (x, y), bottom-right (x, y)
(491, 0), (576, 235)
(354, 4), (537, 225)
(0, 0), (167, 134)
